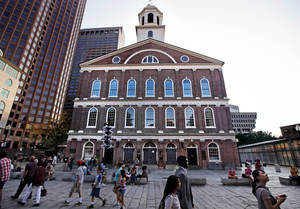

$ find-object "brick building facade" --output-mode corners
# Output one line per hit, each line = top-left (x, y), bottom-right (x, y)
(67, 4), (240, 168)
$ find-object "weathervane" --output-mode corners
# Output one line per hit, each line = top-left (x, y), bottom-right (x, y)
(148, 0), (153, 4)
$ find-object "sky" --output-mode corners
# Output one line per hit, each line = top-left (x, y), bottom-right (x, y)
(81, 0), (300, 136)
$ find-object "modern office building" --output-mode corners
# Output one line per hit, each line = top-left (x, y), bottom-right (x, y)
(0, 0), (87, 149)
(64, 27), (125, 113)
(67, 4), (240, 169)
(229, 105), (257, 133)
(0, 55), (22, 144)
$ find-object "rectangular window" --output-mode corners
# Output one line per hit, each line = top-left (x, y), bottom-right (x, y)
(5, 65), (19, 79)
(0, 89), (9, 98)
(0, 59), (6, 71)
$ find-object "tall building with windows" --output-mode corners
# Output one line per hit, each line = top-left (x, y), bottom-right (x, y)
(64, 27), (125, 113)
(0, 0), (87, 149)
(229, 105), (257, 133)
(67, 4), (240, 169)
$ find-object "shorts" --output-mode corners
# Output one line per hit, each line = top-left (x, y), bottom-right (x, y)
(90, 188), (100, 197)
(0, 181), (6, 189)
(119, 188), (126, 195)
(70, 183), (82, 193)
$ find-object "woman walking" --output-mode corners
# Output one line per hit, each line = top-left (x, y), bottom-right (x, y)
(160, 175), (181, 209)
(252, 170), (286, 209)
(119, 169), (127, 209)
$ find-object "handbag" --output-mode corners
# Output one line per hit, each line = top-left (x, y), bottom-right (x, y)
(41, 185), (47, 197)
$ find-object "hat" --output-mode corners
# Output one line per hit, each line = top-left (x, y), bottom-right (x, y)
(77, 160), (84, 165)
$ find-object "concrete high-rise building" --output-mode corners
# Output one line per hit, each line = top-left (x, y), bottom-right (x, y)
(64, 27), (125, 113)
(229, 105), (257, 133)
(0, 0), (87, 149)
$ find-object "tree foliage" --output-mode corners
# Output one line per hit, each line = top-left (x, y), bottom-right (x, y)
(236, 131), (279, 146)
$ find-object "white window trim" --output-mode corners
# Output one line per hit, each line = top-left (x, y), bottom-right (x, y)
(141, 55), (159, 64)
(185, 107), (196, 128)
(86, 107), (98, 128)
(124, 49), (176, 64)
(90, 80), (101, 98)
(106, 107), (116, 128)
(165, 107), (176, 128)
(200, 78), (212, 97)
(109, 79), (119, 97)
(125, 107), (135, 128)
(180, 55), (190, 63)
(81, 141), (95, 160)
(112, 56), (121, 64)
(207, 142), (221, 162)
(145, 107), (155, 128)
(127, 79), (136, 97)
(182, 78), (193, 97)
(164, 79), (174, 97)
(204, 107), (216, 128)
(145, 78), (155, 97)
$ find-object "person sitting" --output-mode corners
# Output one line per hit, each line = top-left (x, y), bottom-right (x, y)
(242, 165), (252, 178)
(255, 159), (262, 170)
(137, 166), (148, 183)
(289, 166), (300, 183)
(45, 162), (54, 181)
(228, 168), (238, 179)
(130, 166), (137, 185)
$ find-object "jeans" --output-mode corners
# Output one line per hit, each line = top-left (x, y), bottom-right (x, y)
(22, 184), (42, 204)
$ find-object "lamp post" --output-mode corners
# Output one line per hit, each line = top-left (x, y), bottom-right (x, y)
(1, 125), (11, 148)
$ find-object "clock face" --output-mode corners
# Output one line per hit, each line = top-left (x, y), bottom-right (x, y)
(112, 56), (121, 64)
(181, 55), (189, 63)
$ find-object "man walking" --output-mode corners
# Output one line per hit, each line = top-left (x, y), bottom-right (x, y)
(175, 156), (194, 209)
(11, 156), (37, 199)
(0, 151), (11, 209)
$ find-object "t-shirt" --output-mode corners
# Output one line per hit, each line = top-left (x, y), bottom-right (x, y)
(75, 166), (84, 184)
(255, 185), (274, 209)
(25, 162), (37, 181)
(114, 168), (122, 183)
(94, 173), (103, 189)
(290, 167), (299, 177)
(164, 194), (181, 209)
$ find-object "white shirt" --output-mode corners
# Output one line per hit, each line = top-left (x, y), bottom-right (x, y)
(164, 194), (181, 209)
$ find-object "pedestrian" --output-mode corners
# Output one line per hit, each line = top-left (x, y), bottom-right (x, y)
(88, 167), (106, 208)
(65, 160), (84, 205)
(52, 154), (57, 168)
(175, 156), (194, 209)
(45, 162), (54, 181)
(18, 160), (46, 207)
(159, 175), (181, 209)
(0, 151), (11, 209)
(11, 156), (37, 199)
(68, 155), (74, 171)
(130, 166), (137, 184)
(63, 156), (68, 171)
(113, 162), (122, 207)
(251, 169), (286, 209)
(119, 169), (127, 209)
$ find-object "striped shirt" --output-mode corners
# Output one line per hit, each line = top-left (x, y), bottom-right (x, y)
(0, 157), (11, 181)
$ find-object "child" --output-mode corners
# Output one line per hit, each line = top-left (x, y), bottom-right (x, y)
(119, 169), (127, 209)
(159, 175), (181, 209)
(89, 167), (106, 208)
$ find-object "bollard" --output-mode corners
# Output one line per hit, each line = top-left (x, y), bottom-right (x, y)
(275, 164), (281, 172)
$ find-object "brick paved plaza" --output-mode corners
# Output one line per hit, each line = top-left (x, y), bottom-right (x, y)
(1, 165), (299, 209)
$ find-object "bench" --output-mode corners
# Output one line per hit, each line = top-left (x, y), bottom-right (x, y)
(221, 177), (250, 186)
(189, 178), (206, 185)
(136, 173), (148, 185)
(279, 177), (300, 186)
(61, 173), (95, 183)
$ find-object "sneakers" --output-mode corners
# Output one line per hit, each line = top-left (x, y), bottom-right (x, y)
(75, 202), (82, 206)
(102, 199), (106, 206)
(17, 201), (25, 205)
(64, 200), (70, 205)
(113, 202), (120, 207)
(33, 203), (40, 207)
(88, 204), (94, 208)
(11, 195), (17, 199)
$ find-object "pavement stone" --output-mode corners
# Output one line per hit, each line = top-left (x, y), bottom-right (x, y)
(1, 164), (299, 209)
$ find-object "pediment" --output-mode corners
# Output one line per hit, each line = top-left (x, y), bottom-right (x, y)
(80, 39), (224, 67)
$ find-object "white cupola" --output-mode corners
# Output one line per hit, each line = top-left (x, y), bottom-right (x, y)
(136, 4), (165, 42)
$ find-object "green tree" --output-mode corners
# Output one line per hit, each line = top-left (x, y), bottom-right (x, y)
(41, 112), (71, 153)
(236, 131), (279, 146)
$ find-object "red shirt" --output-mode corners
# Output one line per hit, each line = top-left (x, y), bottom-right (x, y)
(228, 169), (236, 176)
(0, 157), (11, 181)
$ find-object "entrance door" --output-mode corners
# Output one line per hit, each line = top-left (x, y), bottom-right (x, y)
(166, 143), (177, 164)
(124, 149), (134, 164)
(143, 142), (157, 164)
(83, 142), (94, 160)
(103, 148), (114, 165)
(187, 148), (198, 166)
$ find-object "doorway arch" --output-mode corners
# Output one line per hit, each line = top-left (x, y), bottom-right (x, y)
(123, 143), (135, 164)
(187, 144), (198, 166)
(143, 142), (157, 164)
(82, 141), (94, 160)
(166, 143), (177, 164)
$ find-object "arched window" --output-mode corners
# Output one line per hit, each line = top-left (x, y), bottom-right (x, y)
(144, 142), (156, 148)
(185, 107), (195, 128)
(106, 107), (116, 127)
(0, 101), (4, 112)
(205, 107), (215, 127)
(142, 16), (145, 25)
(208, 143), (220, 161)
(146, 79), (155, 97)
(87, 107), (98, 128)
(201, 79), (211, 97)
(127, 79), (136, 97)
(165, 107), (175, 128)
(124, 143), (134, 148)
(145, 107), (155, 128)
(148, 31), (153, 38)
(142, 55), (159, 64)
(125, 107), (135, 128)
(182, 79), (192, 97)
(109, 79), (118, 97)
(82, 141), (94, 160)
(91, 80), (101, 97)
(157, 16), (160, 25)
(148, 13), (154, 23)
(164, 79), (174, 97)
(167, 143), (176, 149)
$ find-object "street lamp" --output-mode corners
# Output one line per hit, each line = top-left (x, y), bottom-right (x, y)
(1, 124), (11, 148)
